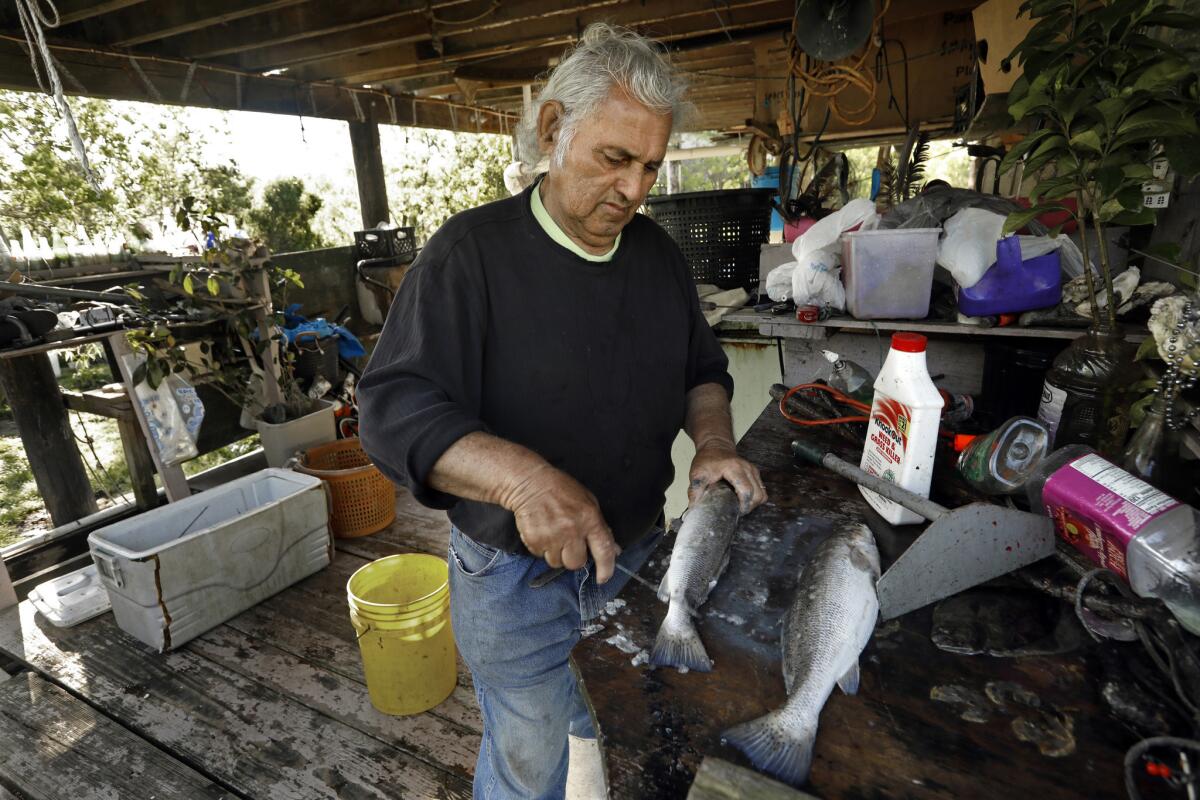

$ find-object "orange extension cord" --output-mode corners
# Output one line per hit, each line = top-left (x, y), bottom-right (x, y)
(779, 382), (959, 441)
(778, 383), (871, 426)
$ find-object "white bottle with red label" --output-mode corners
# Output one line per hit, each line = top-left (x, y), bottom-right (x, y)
(859, 332), (945, 524)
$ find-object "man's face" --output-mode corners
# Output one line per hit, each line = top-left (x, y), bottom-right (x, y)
(541, 89), (672, 248)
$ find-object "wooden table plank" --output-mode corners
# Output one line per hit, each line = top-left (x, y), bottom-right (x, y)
(0, 602), (471, 799)
(225, 584), (483, 735)
(335, 508), (451, 562)
(575, 404), (1133, 799)
(0, 671), (231, 799)
(189, 622), (481, 782)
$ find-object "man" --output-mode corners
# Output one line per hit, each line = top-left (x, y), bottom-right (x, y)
(359, 23), (766, 799)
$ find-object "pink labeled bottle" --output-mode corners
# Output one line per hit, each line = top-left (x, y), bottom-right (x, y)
(859, 333), (945, 524)
(1026, 445), (1200, 635)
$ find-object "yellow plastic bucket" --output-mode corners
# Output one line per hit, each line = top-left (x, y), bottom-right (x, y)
(346, 553), (457, 716)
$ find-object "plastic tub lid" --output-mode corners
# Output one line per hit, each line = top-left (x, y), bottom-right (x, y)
(28, 564), (111, 628)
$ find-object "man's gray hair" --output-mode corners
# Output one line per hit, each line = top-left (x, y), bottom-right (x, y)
(516, 23), (690, 168)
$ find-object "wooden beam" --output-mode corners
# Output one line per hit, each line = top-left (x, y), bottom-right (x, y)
(0, 353), (99, 527)
(229, 0), (621, 72)
(349, 121), (390, 229)
(289, 0), (792, 84)
(0, 37), (517, 135)
(94, 0), (312, 48)
(57, 0), (150, 26)
(162, 0), (475, 60)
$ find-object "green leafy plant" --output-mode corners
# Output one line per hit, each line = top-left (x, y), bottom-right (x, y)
(1000, 0), (1200, 326)
(125, 196), (307, 420)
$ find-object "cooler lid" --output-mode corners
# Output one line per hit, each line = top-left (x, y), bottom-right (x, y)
(28, 564), (111, 628)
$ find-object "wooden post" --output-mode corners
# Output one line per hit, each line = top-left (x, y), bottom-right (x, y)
(348, 120), (390, 229)
(0, 354), (98, 526)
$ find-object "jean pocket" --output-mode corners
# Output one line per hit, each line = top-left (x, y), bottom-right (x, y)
(449, 528), (503, 578)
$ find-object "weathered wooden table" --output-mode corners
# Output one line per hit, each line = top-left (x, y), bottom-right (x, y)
(575, 403), (1134, 799)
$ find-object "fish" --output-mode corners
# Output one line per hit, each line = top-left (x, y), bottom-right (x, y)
(722, 523), (880, 786)
(650, 482), (741, 671)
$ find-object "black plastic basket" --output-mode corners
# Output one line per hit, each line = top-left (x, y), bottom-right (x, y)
(644, 188), (775, 292)
(354, 227), (416, 262)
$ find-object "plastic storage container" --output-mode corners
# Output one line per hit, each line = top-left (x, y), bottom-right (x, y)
(841, 228), (940, 319)
(859, 332), (945, 524)
(644, 188), (774, 292)
(89, 469), (332, 651)
(257, 398), (336, 468)
(1026, 445), (1200, 635)
(956, 236), (1062, 316)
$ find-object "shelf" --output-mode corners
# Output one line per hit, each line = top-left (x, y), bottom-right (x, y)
(720, 310), (1150, 342)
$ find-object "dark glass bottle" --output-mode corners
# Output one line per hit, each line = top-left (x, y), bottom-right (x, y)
(1123, 394), (1192, 500)
(1037, 323), (1139, 457)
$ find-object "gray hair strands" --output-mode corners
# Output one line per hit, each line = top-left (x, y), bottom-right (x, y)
(516, 23), (691, 168)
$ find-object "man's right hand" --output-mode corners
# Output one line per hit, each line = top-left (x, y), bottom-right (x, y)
(505, 464), (620, 584)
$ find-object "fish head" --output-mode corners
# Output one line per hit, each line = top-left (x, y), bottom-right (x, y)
(844, 524), (882, 579)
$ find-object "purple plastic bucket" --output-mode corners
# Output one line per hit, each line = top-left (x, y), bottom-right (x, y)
(957, 236), (1062, 316)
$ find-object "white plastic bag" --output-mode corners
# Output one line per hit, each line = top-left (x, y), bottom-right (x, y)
(123, 354), (203, 466)
(791, 248), (847, 310)
(765, 260), (796, 301)
(938, 208), (1005, 289)
(793, 198), (877, 263)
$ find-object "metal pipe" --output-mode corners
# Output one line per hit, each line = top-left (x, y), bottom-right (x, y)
(0, 281), (137, 305)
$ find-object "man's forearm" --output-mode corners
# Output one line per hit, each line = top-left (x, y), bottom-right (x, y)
(427, 431), (551, 511)
(685, 383), (736, 451)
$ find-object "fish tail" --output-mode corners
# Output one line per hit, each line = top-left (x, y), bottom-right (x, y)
(650, 602), (712, 671)
(722, 710), (816, 787)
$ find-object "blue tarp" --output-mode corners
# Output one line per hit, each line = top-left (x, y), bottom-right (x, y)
(281, 304), (366, 359)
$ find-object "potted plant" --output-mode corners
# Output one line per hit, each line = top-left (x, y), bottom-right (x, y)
(125, 197), (335, 467)
(999, 0), (1200, 455)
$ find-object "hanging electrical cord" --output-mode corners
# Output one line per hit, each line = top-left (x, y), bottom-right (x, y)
(13, 0), (98, 190)
(787, 0), (893, 127)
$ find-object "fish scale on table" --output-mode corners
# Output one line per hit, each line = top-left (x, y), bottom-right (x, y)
(722, 522), (881, 786)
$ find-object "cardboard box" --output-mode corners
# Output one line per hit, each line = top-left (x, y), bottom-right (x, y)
(973, 0), (1036, 94)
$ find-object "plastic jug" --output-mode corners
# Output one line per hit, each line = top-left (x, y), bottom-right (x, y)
(956, 236), (1062, 317)
(859, 333), (945, 524)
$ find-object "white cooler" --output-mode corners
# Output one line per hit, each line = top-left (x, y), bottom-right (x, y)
(88, 468), (331, 651)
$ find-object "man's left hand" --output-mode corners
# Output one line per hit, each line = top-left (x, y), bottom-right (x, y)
(688, 443), (767, 514)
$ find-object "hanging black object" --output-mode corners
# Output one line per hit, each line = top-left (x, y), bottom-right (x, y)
(792, 0), (875, 61)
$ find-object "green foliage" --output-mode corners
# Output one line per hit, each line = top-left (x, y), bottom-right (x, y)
(1001, 0), (1200, 320)
(127, 199), (306, 420)
(246, 177), (328, 254)
(0, 90), (254, 239)
(384, 130), (510, 242)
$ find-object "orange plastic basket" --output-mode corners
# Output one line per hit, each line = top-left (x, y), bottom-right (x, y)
(296, 438), (395, 538)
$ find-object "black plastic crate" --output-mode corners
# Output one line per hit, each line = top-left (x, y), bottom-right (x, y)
(644, 188), (774, 292)
(354, 227), (417, 262)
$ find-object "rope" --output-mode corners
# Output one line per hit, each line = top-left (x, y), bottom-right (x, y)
(13, 0), (98, 190)
(778, 383), (870, 426)
(787, 0), (892, 128)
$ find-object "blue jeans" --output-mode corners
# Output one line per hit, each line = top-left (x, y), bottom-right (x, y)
(448, 525), (663, 800)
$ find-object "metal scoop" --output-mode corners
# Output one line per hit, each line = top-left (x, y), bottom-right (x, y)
(792, 440), (1056, 620)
